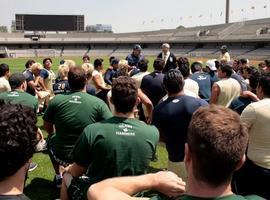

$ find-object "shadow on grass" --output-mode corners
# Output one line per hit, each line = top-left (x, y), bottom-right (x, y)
(24, 178), (60, 200)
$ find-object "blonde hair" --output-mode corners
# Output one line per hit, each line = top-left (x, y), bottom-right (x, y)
(81, 63), (94, 80)
(64, 60), (76, 68)
(58, 64), (69, 79)
(31, 63), (43, 71)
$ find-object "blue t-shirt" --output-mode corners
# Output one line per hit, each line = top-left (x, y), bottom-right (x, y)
(229, 96), (253, 114)
(191, 72), (212, 101)
(208, 71), (219, 87)
(152, 95), (208, 162)
(53, 80), (70, 95)
(126, 54), (144, 67)
(40, 69), (49, 79)
(231, 73), (248, 92)
(86, 84), (96, 96)
(140, 71), (166, 107)
(23, 70), (36, 96)
(104, 68), (118, 85)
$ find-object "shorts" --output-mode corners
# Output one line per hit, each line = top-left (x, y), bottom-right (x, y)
(47, 135), (72, 166)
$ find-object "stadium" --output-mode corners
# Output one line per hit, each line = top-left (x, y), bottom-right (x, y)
(0, 0), (270, 200)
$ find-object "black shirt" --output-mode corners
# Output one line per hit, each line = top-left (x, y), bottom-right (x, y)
(23, 70), (36, 96)
(152, 95), (208, 162)
(53, 80), (70, 95)
(140, 71), (166, 107)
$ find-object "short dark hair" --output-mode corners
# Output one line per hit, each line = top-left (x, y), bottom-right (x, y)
(94, 58), (104, 69)
(42, 58), (52, 65)
(248, 67), (261, 92)
(109, 56), (115, 63)
(83, 55), (90, 61)
(187, 106), (249, 187)
(177, 57), (190, 78)
(138, 58), (149, 72)
(163, 69), (184, 94)
(153, 58), (165, 71)
(68, 67), (87, 91)
(220, 64), (233, 77)
(8, 73), (26, 90)
(25, 59), (35, 69)
(112, 76), (137, 114)
(190, 62), (202, 74)
(258, 72), (270, 97)
(0, 101), (38, 181)
(264, 59), (270, 67)
(0, 63), (9, 77)
(239, 58), (248, 65)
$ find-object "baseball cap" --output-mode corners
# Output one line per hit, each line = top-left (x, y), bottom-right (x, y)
(206, 60), (217, 71)
(220, 45), (227, 50)
(111, 58), (119, 65)
(133, 44), (142, 51)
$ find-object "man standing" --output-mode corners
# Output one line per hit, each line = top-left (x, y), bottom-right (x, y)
(60, 76), (159, 200)
(235, 73), (270, 199)
(126, 44), (144, 76)
(39, 58), (56, 97)
(43, 66), (112, 188)
(219, 45), (230, 63)
(210, 64), (241, 107)
(88, 106), (263, 200)
(157, 43), (177, 73)
(140, 58), (166, 107)
(190, 62), (212, 102)
(152, 69), (208, 180)
(0, 63), (11, 93)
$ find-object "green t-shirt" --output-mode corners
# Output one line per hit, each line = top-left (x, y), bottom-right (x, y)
(72, 116), (159, 185)
(0, 90), (38, 112)
(150, 194), (264, 200)
(43, 91), (112, 160)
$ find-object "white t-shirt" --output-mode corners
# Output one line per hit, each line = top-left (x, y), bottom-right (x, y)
(0, 77), (11, 93)
(184, 78), (199, 96)
(91, 70), (105, 93)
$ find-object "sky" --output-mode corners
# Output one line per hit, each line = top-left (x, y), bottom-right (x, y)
(1, 0), (270, 33)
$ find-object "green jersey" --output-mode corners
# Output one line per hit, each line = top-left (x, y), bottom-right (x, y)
(0, 90), (38, 112)
(150, 194), (264, 200)
(43, 91), (112, 160)
(72, 116), (159, 185)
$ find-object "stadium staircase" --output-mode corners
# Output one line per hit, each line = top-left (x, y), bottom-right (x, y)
(218, 21), (245, 39)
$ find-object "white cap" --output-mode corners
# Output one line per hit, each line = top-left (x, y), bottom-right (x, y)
(206, 60), (217, 71)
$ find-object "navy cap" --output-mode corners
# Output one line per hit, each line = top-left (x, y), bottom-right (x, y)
(133, 44), (142, 51)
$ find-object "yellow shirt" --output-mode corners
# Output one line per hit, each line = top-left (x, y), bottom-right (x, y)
(216, 78), (241, 107)
(241, 98), (270, 169)
(219, 52), (230, 62)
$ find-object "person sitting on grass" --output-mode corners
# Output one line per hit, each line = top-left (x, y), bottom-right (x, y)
(43, 66), (112, 188)
(88, 106), (264, 200)
(0, 102), (38, 200)
(60, 76), (159, 200)
(0, 63), (11, 93)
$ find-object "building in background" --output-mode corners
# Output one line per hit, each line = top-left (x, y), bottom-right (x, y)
(85, 24), (113, 33)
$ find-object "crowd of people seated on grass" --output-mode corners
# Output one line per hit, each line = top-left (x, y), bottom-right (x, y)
(0, 43), (269, 200)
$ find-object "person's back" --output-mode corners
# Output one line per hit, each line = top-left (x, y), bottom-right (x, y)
(140, 58), (166, 106)
(216, 78), (241, 107)
(190, 62), (211, 101)
(73, 116), (158, 185)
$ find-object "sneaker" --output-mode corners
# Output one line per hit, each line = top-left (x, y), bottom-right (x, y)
(28, 162), (38, 172)
(54, 175), (62, 188)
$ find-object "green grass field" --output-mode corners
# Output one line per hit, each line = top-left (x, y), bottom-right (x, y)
(0, 56), (168, 200)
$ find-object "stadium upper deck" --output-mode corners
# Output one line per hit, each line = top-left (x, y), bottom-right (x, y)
(0, 18), (270, 59)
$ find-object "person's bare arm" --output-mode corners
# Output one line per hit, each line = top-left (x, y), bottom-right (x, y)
(88, 171), (185, 200)
(63, 163), (87, 178)
(28, 76), (40, 90)
(241, 91), (260, 102)
(39, 77), (48, 91)
(209, 83), (220, 104)
(92, 75), (110, 90)
(43, 121), (54, 136)
(138, 89), (153, 124)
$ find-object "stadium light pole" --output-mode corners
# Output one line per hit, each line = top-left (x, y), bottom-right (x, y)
(225, 0), (230, 24)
